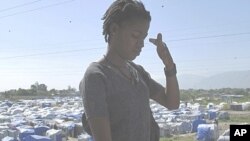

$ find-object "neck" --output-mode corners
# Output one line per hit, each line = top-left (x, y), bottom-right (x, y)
(105, 45), (127, 68)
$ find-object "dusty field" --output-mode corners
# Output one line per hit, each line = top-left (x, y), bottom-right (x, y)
(218, 110), (250, 135)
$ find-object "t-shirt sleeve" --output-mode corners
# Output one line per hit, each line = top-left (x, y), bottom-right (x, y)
(80, 68), (109, 119)
(136, 65), (164, 99)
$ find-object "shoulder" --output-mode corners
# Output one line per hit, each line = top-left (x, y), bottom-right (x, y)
(128, 61), (145, 72)
(129, 61), (149, 77)
(80, 62), (107, 88)
(85, 62), (104, 74)
(84, 62), (111, 78)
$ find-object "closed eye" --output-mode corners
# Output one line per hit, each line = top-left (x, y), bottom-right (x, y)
(132, 32), (148, 40)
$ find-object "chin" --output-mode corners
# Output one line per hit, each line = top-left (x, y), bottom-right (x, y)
(129, 56), (137, 61)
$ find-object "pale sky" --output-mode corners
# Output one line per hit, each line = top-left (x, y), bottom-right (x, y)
(1, 0), (250, 91)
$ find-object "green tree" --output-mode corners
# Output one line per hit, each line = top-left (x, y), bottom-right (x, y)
(49, 88), (57, 95)
(17, 88), (29, 95)
(30, 82), (48, 95)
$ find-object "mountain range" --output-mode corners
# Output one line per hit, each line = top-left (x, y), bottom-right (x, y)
(177, 70), (250, 89)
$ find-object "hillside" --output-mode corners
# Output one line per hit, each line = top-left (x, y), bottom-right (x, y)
(178, 70), (250, 89)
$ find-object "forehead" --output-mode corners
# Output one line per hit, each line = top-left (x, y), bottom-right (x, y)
(120, 19), (150, 33)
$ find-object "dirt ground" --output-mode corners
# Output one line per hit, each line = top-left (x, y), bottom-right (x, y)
(218, 110), (250, 135)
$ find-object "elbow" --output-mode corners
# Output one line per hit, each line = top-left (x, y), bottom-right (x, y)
(167, 101), (180, 110)
(167, 104), (180, 110)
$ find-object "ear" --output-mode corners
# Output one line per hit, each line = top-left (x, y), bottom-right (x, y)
(109, 23), (119, 36)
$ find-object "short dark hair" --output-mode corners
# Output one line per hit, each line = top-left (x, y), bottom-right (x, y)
(102, 0), (151, 42)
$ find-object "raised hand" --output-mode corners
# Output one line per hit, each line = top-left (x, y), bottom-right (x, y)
(149, 33), (174, 69)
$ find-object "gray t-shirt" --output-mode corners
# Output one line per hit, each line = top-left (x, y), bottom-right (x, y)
(80, 62), (163, 141)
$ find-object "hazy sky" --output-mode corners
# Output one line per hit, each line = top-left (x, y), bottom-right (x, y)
(1, 0), (250, 91)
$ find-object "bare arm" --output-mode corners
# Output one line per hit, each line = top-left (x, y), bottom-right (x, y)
(149, 33), (180, 110)
(151, 74), (180, 110)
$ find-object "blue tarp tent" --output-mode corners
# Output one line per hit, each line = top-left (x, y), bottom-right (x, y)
(34, 126), (50, 136)
(191, 118), (206, 132)
(24, 135), (51, 141)
(19, 128), (35, 141)
(196, 124), (211, 141)
(208, 110), (217, 120)
(2, 136), (17, 141)
(196, 124), (219, 141)
(42, 103), (51, 108)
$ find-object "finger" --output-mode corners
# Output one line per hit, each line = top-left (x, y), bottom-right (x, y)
(149, 38), (157, 45)
(157, 33), (162, 44)
(149, 33), (164, 46)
